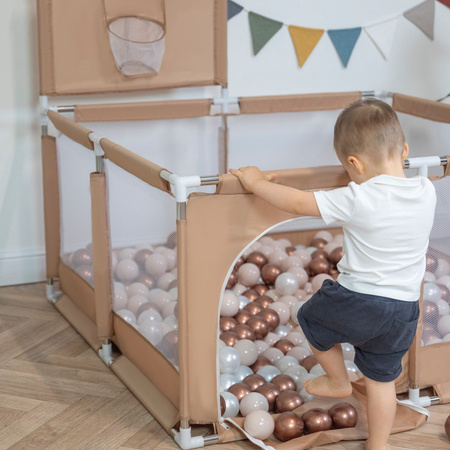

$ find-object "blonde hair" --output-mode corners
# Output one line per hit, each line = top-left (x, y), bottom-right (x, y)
(334, 98), (405, 161)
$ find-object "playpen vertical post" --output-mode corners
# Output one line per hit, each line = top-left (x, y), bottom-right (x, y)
(89, 135), (114, 365)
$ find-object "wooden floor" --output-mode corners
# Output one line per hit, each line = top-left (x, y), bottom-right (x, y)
(0, 284), (449, 450)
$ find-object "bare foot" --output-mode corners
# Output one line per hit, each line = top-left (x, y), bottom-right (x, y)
(304, 375), (352, 398)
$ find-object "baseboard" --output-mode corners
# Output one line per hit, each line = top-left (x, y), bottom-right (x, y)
(0, 249), (46, 287)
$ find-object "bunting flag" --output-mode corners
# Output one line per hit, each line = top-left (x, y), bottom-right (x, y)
(404, 0), (435, 40)
(248, 12), (283, 55)
(228, 0), (243, 21)
(228, 2), (438, 68)
(365, 18), (398, 60)
(289, 26), (325, 67)
(327, 28), (362, 68)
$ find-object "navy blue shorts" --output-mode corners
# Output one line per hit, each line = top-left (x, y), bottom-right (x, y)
(297, 279), (419, 382)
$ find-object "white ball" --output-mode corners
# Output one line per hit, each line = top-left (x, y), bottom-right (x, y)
(314, 230), (333, 243)
(244, 410), (275, 440)
(233, 365), (254, 382)
(275, 273), (300, 296)
(310, 364), (326, 376)
(286, 346), (311, 362)
(127, 282), (149, 298)
(426, 338), (442, 345)
(269, 302), (291, 325)
(437, 299), (450, 316)
(257, 365), (281, 383)
(283, 365), (309, 390)
(424, 271), (436, 283)
(442, 333), (450, 342)
(113, 289), (128, 310)
(117, 309), (136, 325)
(220, 291), (240, 317)
(275, 355), (299, 373)
(163, 315), (178, 330)
(157, 273), (177, 291)
(232, 283), (247, 296)
(139, 320), (163, 346)
(300, 386), (316, 403)
(115, 259), (139, 282)
(219, 347), (241, 374)
(118, 247), (136, 260)
(127, 295), (148, 315)
(437, 314), (450, 336)
(221, 391), (240, 417)
(274, 325), (290, 338)
(220, 374), (239, 391)
(137, 309), (163, 326)
(239, 392), (269, 416)
(437, 275), (450, 290)
(145, 253), (168, 277)
(238, 295), (250, 309)
(423, 283), (441, 303)
(234, 340), (258, 366)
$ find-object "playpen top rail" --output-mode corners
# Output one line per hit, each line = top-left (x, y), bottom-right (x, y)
(393, 93), (450, 124)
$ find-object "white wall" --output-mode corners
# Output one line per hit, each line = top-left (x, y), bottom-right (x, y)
(0, 0), (449, 286)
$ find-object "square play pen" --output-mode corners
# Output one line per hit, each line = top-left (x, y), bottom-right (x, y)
(40, 92), (450, 449)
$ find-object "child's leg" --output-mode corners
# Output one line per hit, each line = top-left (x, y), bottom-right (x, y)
(304, 343), (352, 398)
(364, 375), (396, 450)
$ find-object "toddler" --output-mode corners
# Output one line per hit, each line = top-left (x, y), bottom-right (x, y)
(230, 98), (436, 450)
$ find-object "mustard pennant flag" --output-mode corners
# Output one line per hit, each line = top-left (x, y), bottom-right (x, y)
(288, 26), (325, 67)
(248, 11), (283, 55)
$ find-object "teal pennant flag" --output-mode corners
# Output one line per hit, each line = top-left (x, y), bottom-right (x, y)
(248, 12), (283, 55)
(228, 0), (244, 21)
(327, 27), (362, 68)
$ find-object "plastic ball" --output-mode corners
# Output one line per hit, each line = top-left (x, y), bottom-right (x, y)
(233, 365), (254, 382)
(220, 291), (240, 317)
(137, 309), (163, 325)
(145, 253), (168, 277)
(275, 356), (299, 373)
(290, 301), (305, 325)
(115, 259), (139, 282)
(238, 263), (261, 287)
(299, 386), (316, 403)
(283, 365), (309, 390)
(234, 339), (259, 366)
(220, 374), (239, 391)
(238, 295), (250, 309)
(163, 315), (178, 330)
(274, 325), (290, 338)
(286, 346), (310, 363)
(269, 302), (291, 325)
(438, 276), (450, 291)
(280, 295), (298, 308)
(314, 230), (333, 243)
(70, 248), (92, 268)
(255, 340), (270, 354)
(311, 274), (333, 294)
(219, 347), (241, 374)
(438, 315), (450, 336)
(281, 256), (303, 272)
(149, 290), (172, 311)
(127, 295), (149, 315)
(310, 364), (326, 376)
(264, 332), (281, 347)
(262, 348), (284, 364)
(139, 320), (163, 346)
(128, 282), (150, 298)
(244, 410), (275, 440)
(437, 299), (450, 316)
(423, 283), (442, 303)
(157, 273), (177, 291)
(274, 411), (304, 441)
(117, 309), (137, 325)
(435, 259), (450, 279)
(275, 273), (300, 296)
(113, 289), (128, 310)
(240, 392), (269, 416)
(257, 365), (282, 383)
(119, 247), (137, 261)
(221, 391), (240, 417)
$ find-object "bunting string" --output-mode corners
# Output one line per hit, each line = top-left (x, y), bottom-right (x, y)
(228, 0), (441, 68)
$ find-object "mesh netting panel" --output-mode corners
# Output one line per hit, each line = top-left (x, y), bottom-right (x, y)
(218, 218), (362, 416)
(57, 134), (95, 286)
(108, 17), (165, 77)
(422, 176), (450, 346)
(106, 159), (179, 369)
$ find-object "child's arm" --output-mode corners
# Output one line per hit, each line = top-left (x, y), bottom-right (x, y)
(229, 166), (321, 217)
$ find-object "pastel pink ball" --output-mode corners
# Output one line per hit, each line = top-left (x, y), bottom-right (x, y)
(238, 263), (261, 287)
(311, 274), (333, 293)
(221, 291), (240, 317)
(240, 392), (269, 416)
(269, 302), (291, 325)
(244, 410), (275, 440)
(287, 267), (308, 288)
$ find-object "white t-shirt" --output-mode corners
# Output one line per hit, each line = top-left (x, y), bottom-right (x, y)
(314, 175), (436, 301)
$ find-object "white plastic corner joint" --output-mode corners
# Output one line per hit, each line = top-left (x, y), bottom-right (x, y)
(173, 427), (205, 449)
(160, 170), (201, 203)
(46, 283), (62, 304)
(40, 95), (49, 129)
(88, 132), (105, 157)
(98, 343), (114, 366)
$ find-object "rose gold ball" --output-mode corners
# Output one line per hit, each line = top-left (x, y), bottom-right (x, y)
(71, 249), (92, 268)
(256, 382), (281, 412)
(272, 374), (297, 392)
(253, 284), (269, 296)
(243, 289), (259, 302)
(301, 355), (319, 372)
(220, 395), (226, 416)
(261, 264), (282, 285)
(246, 251), (268, 269)
(220, 331), (240, 347)
(276, 390), (303, 413)
(136, 302), (159, 317)
(308, 258), (331, 276)
(255, 295), (274, 309)
(166, 231), (177, 249)
(328, 402), (358, 428)
(247, 316), (270, 340)
(422, 322), (437, 335)
(134, 249), (153, 268)
(228, 382), (251, 401)
(160, 330), (178, 359)
(438, 284), (450, 303)
(422, 300), (439, 323)
(273, 339), (295, 355)
(234, 310), (251, 325)
(274, 412), (304, 441)
(329, 269), (339, 280)
(250, 356), (272, 373)
(329, 247), (343, 266)
(234, 256), (245, 271)
(226, 272), (238, 290)
(311, 249), (328, 260)
(243, 374), (266, 391)
(220, 317), (238, 333)
(244, 302), (262, 316)
(258, 309), (280, 332)
(311, 238), (327, 249)
(136, 273), (157, 290)
(234, 324), (256, 341)
(445, 415), (450, 439)
(285, 246), (296, 256)
(423, 333), (441, 344)
(302, 408), (333, 433)
(426, 253), (438, 272)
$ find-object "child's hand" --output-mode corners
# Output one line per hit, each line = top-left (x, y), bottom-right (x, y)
(229, 166), (276, 192)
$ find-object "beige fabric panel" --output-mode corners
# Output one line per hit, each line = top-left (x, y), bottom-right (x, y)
(111, 356), (179, 432)
(48, 111), (94, 151)
(239, 92), (361, 115)
(393, 94), (450, 124)
(90, 173), (114, 341)
(218, 121), (228, 175)
(112, 313), (179, 409)
(103, 0), (165, 23)
(216, 166), (350, 195)
(37, 0), (226, 95)
(434, 381), (450, 404)
(74, 99), (213, 123)
(407, 284), (424, 388)
(59, 261), (97, 323)
(100, 138), (172, 194)
(54, 294), (100, 351)
(214, 0), (228, 86)
(41, 136), (60, 279)
(418, 343), (450, 388)
(445, 157), (450, 176)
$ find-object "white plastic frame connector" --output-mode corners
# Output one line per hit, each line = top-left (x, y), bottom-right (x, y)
(88, 132), (105, 157)
(405, 156), (443, 177)
(173, 427), (205, 449)
(212, 88), (239, 114)
(160, 170), (201, 203)
(361, 90), (393, 99)
(98, 342), (114, 366)
(46, 283), (62, 304)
